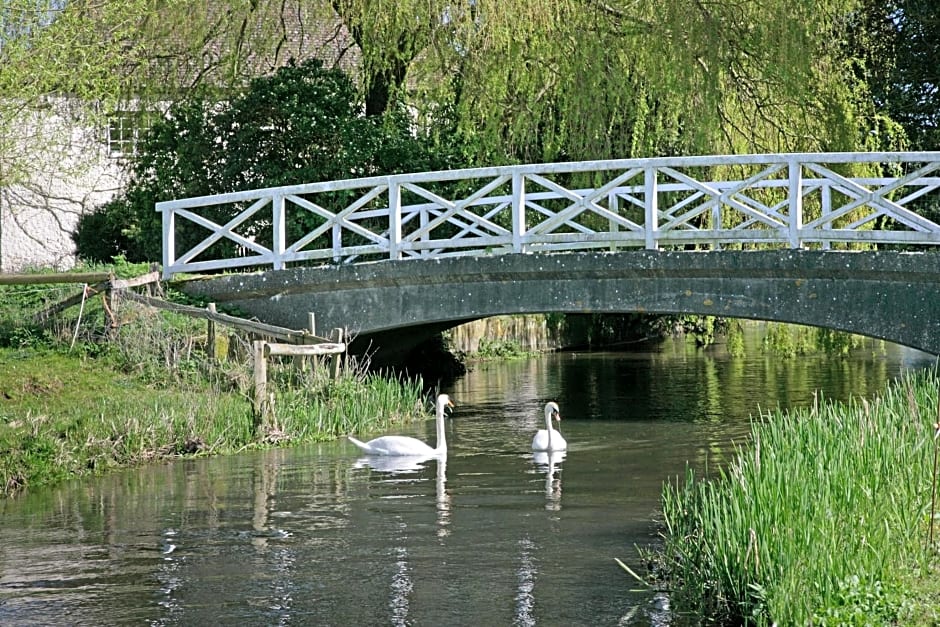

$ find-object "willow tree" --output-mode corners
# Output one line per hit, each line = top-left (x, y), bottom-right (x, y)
(0, 0), (339, 189)
(2, 0), (894, 180)
(321, 0), (902, 165)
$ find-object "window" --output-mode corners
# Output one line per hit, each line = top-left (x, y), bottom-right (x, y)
(107, 111), (153, 157)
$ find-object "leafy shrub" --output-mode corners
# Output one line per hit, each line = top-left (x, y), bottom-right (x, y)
(76, 58), (469, 264)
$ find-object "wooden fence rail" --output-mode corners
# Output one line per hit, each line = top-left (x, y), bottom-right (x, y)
(121, 289), (347, 427)
(0, 272), (112, 285)
(5, 269), (347, 431)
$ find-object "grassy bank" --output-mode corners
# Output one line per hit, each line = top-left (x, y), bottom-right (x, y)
(656, 368), (940, 624)
(0, 271), (429, 498)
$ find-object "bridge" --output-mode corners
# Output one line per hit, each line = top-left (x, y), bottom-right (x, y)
(157, 152), (940, 362)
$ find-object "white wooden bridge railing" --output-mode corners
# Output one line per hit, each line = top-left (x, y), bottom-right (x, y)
(157, 152), (940, 279)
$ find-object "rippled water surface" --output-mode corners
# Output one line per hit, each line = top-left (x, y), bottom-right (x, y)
(0, 336), (934, 625)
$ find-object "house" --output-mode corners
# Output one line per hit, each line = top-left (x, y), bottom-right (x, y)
(0, 6), (356, 273)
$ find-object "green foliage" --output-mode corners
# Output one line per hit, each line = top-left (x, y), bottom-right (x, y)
(474, 338), (531, 360)
(397, 0), (881, 162)
(815, 327), (864, 355)
(0, 282), (77, 349)
(76, 58), (468, 264)
(846, 0), (940, 229)
(849, 0), (940, 152)
(813, 576), (903, 626)
(762, 323), (865, 357)
(271, 364), (426, 442)
(657, 370), (940, 624)
(726, 320), (746, 357)
(0, 277), (431, 497)
(73, 199), (149, 265)
(761, 322), (805, 357)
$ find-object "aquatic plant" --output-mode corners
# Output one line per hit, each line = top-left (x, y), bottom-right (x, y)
(657, 368), (940, 624)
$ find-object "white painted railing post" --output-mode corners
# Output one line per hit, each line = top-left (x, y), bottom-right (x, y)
(712, 193), (722, 251)
(272, 194), (286, 270)
(332, 222), (342, 262)
(161, 207), (175, 279)
(788, 159), (804, 249)
(608, 191), (619, 252)
(420, 207), (429, 259)
(389, 180), (402, 260)
(512, 171), (526, 253)
(821, 180), (832, 250)
(644, 167), (659, 250)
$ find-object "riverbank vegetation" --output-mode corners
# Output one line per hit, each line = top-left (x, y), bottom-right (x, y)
(0, 268), (429, 499)
(655, 368), (940, 624)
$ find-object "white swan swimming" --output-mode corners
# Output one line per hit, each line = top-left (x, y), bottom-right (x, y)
(531, 401), (567, 451)
(348, 393), (454, 456)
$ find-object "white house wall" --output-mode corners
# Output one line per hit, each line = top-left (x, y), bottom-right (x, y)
(1, 104), (126, 272)
(0, 166), (125, 272)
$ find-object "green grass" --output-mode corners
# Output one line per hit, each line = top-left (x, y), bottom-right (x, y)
(656, 369), (940, 624)
(0, 267), (430, 498)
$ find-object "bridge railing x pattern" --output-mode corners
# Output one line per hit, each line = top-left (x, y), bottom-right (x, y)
(157, 152), (940, 279)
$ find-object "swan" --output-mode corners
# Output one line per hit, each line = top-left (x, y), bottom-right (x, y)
(531, 401), (566, 451)
(348, 393), (454, 456)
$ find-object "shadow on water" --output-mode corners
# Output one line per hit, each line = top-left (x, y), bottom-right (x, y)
(0, 333), (934, 625)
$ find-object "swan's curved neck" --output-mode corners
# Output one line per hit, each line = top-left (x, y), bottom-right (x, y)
(545, 409), (554, 447)
(435, 402), (447, 453)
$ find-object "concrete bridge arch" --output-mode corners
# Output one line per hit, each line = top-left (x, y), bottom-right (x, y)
(180, 249), (940, 365)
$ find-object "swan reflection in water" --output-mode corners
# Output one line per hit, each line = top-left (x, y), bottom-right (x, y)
(352, 453), (451, 624)
(352, 454), (451, 537)
(532, 450), (566, 510)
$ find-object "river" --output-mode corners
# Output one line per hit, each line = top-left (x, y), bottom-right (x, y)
(0, 332), (935, 626)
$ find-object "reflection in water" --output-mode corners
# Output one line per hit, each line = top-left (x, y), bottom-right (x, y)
(532, 450), (566, 510)
(352, 454), (451, 625)
(515, 537), (537, 627)
(436, 457), (451, 539)
(353, 454), (437, 474)
(0, 339), (933, 626)
(389, 539), (412, 627)
(354, 454), (452, 538)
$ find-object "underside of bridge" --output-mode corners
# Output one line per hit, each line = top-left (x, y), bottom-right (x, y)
(178, 250), (940, 366)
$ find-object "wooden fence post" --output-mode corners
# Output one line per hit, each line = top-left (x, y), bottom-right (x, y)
(252, 340), (269, 430)
(294, 312), (317, 370)
(330, 327), (345, 379)
(104, 272), (118, 338)
(207, 303), (217, 360)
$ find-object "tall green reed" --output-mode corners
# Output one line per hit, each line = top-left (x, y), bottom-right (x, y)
(264, 355), (428, 442)
(659, 369), (940, 625)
